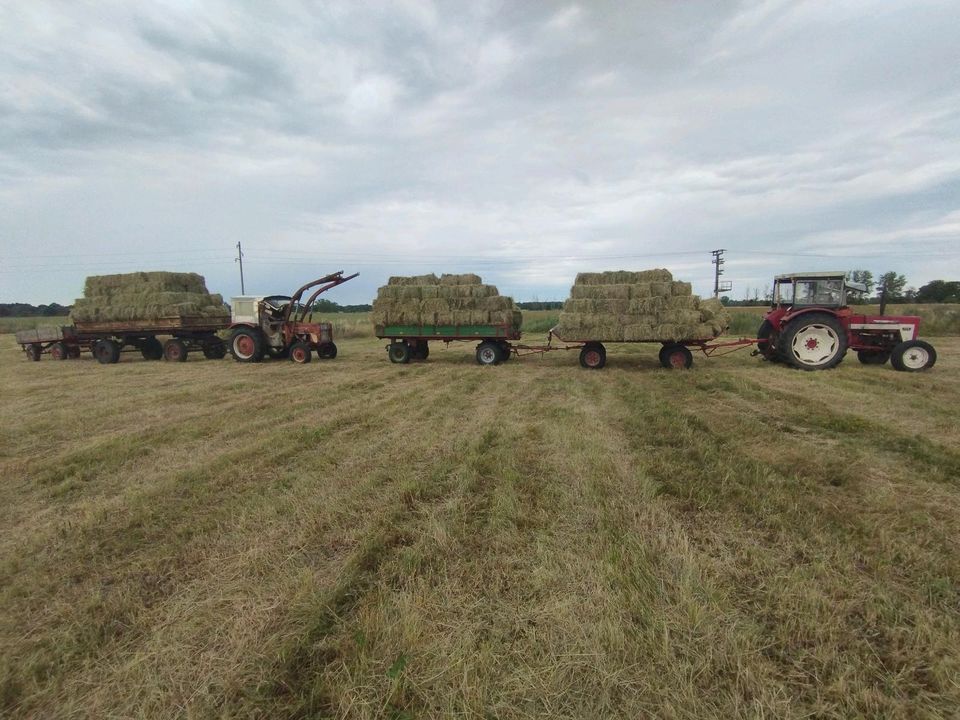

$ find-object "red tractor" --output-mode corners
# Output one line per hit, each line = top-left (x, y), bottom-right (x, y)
(228, 271), (358, 363)
(756, 271), (936, 372)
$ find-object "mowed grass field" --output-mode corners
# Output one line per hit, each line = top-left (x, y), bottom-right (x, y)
(2, 331), (959, 718)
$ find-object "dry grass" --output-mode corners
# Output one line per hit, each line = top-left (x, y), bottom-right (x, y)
(1, 333), (959, 718)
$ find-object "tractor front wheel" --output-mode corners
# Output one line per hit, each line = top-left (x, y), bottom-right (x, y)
(857, 350), (890, 365)
(50, 342), (69, 361)
(289, 341), (312, 364)
(780, 313), (847, 370)
(317, 342), (338, 359)
(388, 341), (411, 364)
(891, 340), (936, 372)
(230, 328), (264, 363)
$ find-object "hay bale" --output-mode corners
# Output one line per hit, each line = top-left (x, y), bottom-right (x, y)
(569, 284), (632, 300)
(648, 281), (671, 296)
(671, 281), (692, 296)
(439, 273), (482, 285)
(72, 272), (227, 323)
(575, 269), (673, 285)
(398, 286), (422, 300)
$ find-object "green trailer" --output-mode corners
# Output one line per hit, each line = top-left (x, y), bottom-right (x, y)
(375, 322), (521, 365)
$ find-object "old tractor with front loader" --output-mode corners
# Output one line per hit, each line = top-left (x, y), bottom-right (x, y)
(228, 271), (358, 363)
(756, 271), (936, 372)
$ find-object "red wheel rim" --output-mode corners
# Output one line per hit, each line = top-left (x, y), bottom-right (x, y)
(585, 350), (601, 367)
(669, 351), (686, 368)
(52, 346), (64, 360)
(293, 348), (306, 362)
(236, 336), (254, 357)
(168, 347), (181, 361)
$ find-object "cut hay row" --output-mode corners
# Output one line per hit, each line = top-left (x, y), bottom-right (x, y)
(556, 269), (731, 342)
(373, 275), (521, 331)
(71, 272), (228, 324)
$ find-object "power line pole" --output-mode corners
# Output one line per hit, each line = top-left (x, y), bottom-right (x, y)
(235, 241), (245, 294)
(711, 249), (726, 298)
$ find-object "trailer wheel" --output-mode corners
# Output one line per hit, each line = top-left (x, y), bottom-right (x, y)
(497, 342), (511, 362)
(141, 337), (164, 360)
(94, 339), (120, 364)
(25, 344), (41, 361)
(579, 343), (606, 369)
(891, 340), (936, 372)
(289, 341), (312, 364)
(476, 341), (501, 366)
(757, 320), (780, 362)
(230, 328), (264, 363)
(780, 313), (847, 370)
(658, 344), (693, 369)
(163, 339), (188, 362)
(388, 341), (411, 364)
(411, 342), (428, 361)
(318, 342), (338, 360)
(202, 339), (227, 360)
(50, 342), (69, 361)
(857, 350), (890, 365)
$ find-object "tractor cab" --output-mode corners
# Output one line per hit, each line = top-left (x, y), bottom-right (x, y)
(772, 271), (866, 309)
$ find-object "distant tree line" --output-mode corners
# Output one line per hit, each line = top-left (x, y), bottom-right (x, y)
(0, 303), (71, 317)
(516, 301), (564, 310)
(309, 298), (372, 313)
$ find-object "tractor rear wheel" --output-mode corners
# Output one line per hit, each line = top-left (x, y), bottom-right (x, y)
(659, 343), (693, 369)
(230, 328), (264, 363)
(94, 339), (121, 364)
(476, 341), (500, 366)
(25, 344), (41, 361)
(779, 313), (847, 370)
(163, 339), (188, 362)
(141, 337), (164, 360)
(579, 342), (606, 369)
(891, 340), (936, 372)
(289, 341), (312, 364)
(388, 341), (411, 364)
(857, 350), (890, 365)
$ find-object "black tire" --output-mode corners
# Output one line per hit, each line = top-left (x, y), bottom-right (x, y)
(25, 344), (41, 361)
(140, 337), (164, 360)
(50, 342), (69, 361)
(890, 340), (936, 372)
(779, 312), (848, 370)
(94, 339), (120, 365)
(230, 327), (264, 363)
(318, 342), (338, 360)
(659, 343), (693, 369)
(579, 342), (606, 369)
(497, 342), (511, 362)
(388, 341), (411, 364)
(163, 339), (188, 362)
(289, 341), (312, 364)
(476, 341), (501, 366)
(757, 319), (781, 362)
(202, 339), (226, 360)
(411, 342), (428, 361)
(857, 350), (890, 365)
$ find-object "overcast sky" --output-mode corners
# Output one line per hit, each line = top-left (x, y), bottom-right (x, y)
(2, 0), (959, 305)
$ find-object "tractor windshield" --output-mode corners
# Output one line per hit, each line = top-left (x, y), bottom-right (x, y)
(794, 279), (843, 306)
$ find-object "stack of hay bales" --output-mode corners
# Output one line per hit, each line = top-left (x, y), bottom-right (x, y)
(70, 271), (229, 323)
(555, 269), (730, 341)
(372, 273), (522, 330)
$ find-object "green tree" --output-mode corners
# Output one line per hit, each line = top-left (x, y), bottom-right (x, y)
(916, 280), (960, 303)
(877, 271), (907, 300)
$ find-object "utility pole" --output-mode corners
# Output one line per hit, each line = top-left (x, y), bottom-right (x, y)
(235, 241), (245, 294)
(711, 249), (726, 298)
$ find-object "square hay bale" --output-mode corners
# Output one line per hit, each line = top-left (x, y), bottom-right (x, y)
(421, 298), (449, 315)
(629, 284), (652, 298)
(482, 296), (515, 311)
(439, 273), (483, 285)
(570, 284), (632, 299)
(671, 281), (692, 296)
(468, 284), (497, 298)
(398, 286), (422, 300)
(628, 297), (667, 314)
(622, 324), (656, 341)
(648, 281), (671, 296)
(667, 295), (698, 309)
